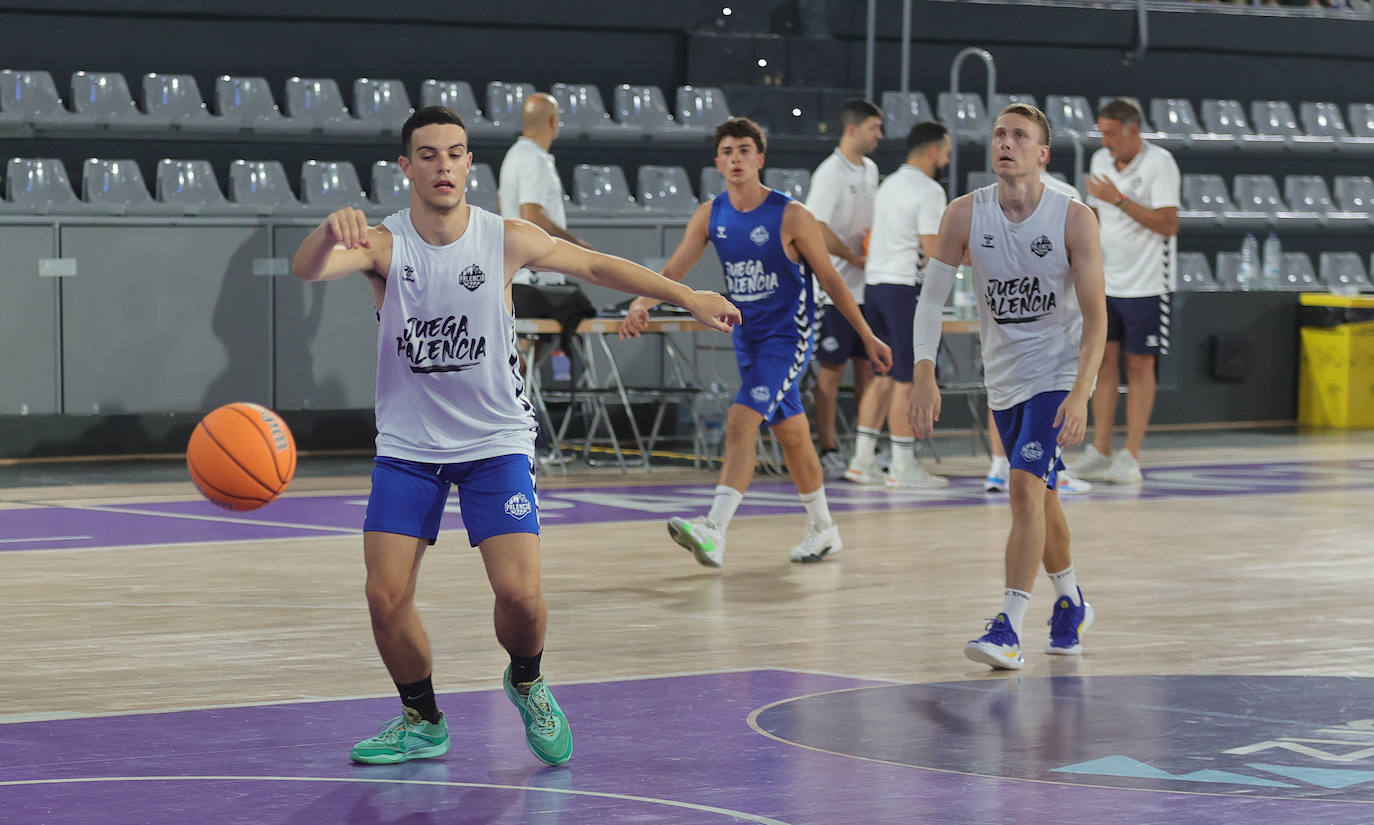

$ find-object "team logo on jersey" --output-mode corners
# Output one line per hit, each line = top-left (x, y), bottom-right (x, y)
(716, 225), (728, 239)
(750, 385), (772, 404)
(458, 264), (485, 291)
(981, 234), (996, 249)
(402, 265), (416, 283)
(1031, 235), (1053, 258)
(1021, 441), (1044, 462)
(1145, 334), (1159, 348)
(821, 336), (839, 353)
(750, 225), (770, 246)
(504, 492), (533, 519)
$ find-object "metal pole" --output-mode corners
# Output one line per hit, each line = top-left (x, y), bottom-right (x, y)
(864, 0), (876, 102)
(900, 0), (912, 94)
(946, 48), (996, 202)
(1129, 0), (1149, 64)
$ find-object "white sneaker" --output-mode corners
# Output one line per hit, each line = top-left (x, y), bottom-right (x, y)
(984, 457), (1011, 492)
(1055, 469), (1093, 494)
(887, 463), (950, 490)
(1072, 448), (1114, 481)
(820, 450), (848, 480)
(789, 520), (842, 563)
(844, 459), (886, 486)
(667, 516), (725, 568)
(1105, 450), (1143, 484)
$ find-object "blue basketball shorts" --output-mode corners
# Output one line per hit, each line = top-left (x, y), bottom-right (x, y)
(733, 332), (815, 427)
(863, 283), (920, 382)
(363, 454), (540, 547)
(816, 303), (866, 366)
(992, 390), (1070, 491)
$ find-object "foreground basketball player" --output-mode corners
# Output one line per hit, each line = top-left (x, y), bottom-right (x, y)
(620, 117), (892, 567)
(908, 104), (1107, 669)
(292, 107), (739, 764)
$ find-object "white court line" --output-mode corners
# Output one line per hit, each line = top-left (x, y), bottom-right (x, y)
(14, 501), (359, 535)
(0, 775), (794, 825)
(0, 534), (92, 544)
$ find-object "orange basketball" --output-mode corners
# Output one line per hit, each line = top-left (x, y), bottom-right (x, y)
(186, 402), (297, 511)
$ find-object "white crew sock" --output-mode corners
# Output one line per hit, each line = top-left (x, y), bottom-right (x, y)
(1002, 588), (1032, 636)
(707, 485), (744, 531)
(852, 427), (879, 465)
(890, 435), (917, 473)
(798, 487), (832, 526)
(1047, 566), (1080, 604)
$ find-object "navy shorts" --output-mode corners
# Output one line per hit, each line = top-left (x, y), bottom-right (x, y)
(816, 303), (865, 366)
(1106, 295), (1168, 355)
(734, 333), (815, 426)
(992, 391), (1069, 491)
(863, 283), (919, 382)
(363, 454), (540, 547)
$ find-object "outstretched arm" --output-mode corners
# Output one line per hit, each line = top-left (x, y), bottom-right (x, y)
(619, 202), (714, 338)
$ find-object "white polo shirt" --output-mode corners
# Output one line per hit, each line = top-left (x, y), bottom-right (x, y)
(806, 149), (878, 303)
(1087, 141), (1180, 297)
(865, 164), (946, 287)
(499, 136), (568, 285)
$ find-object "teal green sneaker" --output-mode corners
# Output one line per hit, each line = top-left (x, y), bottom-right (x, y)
(349, 707), (450, 764)
(503, 667), (573, 765)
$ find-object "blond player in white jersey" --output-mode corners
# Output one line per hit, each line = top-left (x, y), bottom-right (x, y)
(909, 104), (1107, 670)
(292, 107), (739, 766)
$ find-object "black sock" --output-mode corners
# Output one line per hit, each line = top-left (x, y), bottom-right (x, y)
(509, 650), (543, 689)
(396, 675), (441, 724)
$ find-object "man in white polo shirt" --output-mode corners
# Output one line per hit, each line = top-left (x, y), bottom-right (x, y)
(1076, 98), (1179, 485)
(498, 92), (594, 285)
(806, 99), (882, 479)
(844, 121), (950, 489)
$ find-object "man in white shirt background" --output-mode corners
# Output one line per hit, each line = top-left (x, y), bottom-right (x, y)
(805, 99), (882, 479)
(1076, 98), (1180, 485)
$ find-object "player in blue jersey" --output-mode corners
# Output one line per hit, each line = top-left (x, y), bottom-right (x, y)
(621, 117), (892, 566)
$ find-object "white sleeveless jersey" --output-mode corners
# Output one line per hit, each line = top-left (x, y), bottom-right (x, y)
(968, 183), (1082, 410)
(374, 207), (536, 463)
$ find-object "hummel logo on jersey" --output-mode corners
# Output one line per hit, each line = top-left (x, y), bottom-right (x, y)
(402, 265), (416, 282)
(1031, 235), (1053, 258)
(458, 264), (485, 291)
(1021, 441), (1044, 462)
(716, 225), (728, 239)
(504, 492), (532, 519)
(750, 225), (770, 246)
(981, 234), (996, 249)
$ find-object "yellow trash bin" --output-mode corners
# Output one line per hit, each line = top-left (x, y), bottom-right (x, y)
(1299, 293), (1374, 429)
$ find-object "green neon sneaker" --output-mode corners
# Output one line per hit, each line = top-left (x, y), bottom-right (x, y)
(349, 707), (450, 764)
(503, 667), (573, 766)
(667, 515), (725, 567)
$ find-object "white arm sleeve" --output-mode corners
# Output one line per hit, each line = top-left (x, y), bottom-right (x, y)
(913, 258), (957, 366)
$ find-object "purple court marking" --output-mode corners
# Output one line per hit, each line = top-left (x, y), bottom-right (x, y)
(5, 457), (1374, 552)
(3, 670), (1371, 825)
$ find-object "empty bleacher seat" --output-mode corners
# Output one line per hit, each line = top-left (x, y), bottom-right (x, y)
(1215, 252), (1246, 291)
(1319, 252), (1371, 289)
(615, 85), (694, 139)
(419, 80), (503, 138)
(764, 168), (810, 201)
(354, 78), (414, 136)
(1278, 252), (1319, 290)
(1180, 174), (1233, 229)
(676, 86), (730, 136)
(0, 158), (99, 214)
(155, 159), (249, 215)
(938, 92), (989, 144)
(82, 158), (181, 215)
(1233, 174), (1322, 229)
(1175, 252), (1219, 291)
(228, 159), (304, 214)
(466, 162), (498, 212)
(1284, 175), (1367, 230)
(0, 70), (98, 128)
(1250, 100), (1333, 152)
(637, 165), (698, 216)
(700, 167), (725, 201)
(284, 77), (377, 135)
(1149, 98), (1233, 151)
(71, 71), (167, 130)
(1300, 101), (1374, 155)
(485, 81), (535, 132)
(1201, 99), (1284, 153)
(214, 76), (305, 135)
(571, 164), (641, 215)
(144, 73), (233, 132)
(880, 91), (934, 142)
(1333, 176), (1374, 225)
(299, 160), (367, 213)
(1044, 94), (1096, 143)
(551, 82), (634, 139)
(990, 93), (1039, 113)
(1348, 103), (1374, 138)
(369, 160), (410, 211)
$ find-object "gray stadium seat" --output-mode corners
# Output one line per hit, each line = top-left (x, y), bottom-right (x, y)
(144, 73), (234, 132)
(466, 162), (498, 213)
(71, 72), (168, 130)
(765, 168), (810, 201)
(700, 167), (725, 201)
(353, 78), (414, 136)
(214, 76), (304, 135)
(1150, 98), (1233, 151)
(1300, 101), (1374, 155)
(0, 70), (98, 128)
(637, 165), (698, 216)
(284, 77), (377, 135)
(990, 93), (1039, 114)
(1179, 174), (1229, 229)
(1319, 252), (1371, 289)
(299, 160), (367, 213)
(1233, 174), (1322, 229)
(1201, 99), (1284, 153)
(1250, 100), (1334, 152)
(551, 82), (635, 139)
(155, 159), (250, 216)
(81, 158), (181, 215)
(1215, 252), (1247, 291)
(938, 91), (989, 144)
(676, 86), (731, 136)
(614, 85), (694, 139)
(1044, 94), (1096, 143)
(0, 158), (100, 214)
(227, 159), (304, 215)
(1175, 252), (1218, 291)
(570, 164), (641, 216)
(1348, 103), (1374, 138)
(419, 80), (503, 138)
(369, 160), (410, 211)
(880, 91), (934, 143)
(1333, 176), (1374, 224)
(1284, 175), (1368, 231)
(485, 81), (535, 132)
(1277, 252), (1319, 291)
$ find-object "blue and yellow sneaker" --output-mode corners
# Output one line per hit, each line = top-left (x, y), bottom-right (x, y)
(503, 667), (573, 766)
(1045, 587), (1095, 655)
(667, 516), (725, 567)
(349, 707), (450, 764)
(964, 613), (1025, 670)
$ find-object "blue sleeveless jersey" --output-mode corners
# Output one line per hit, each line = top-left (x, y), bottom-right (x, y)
(708, 189), (816, 346)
